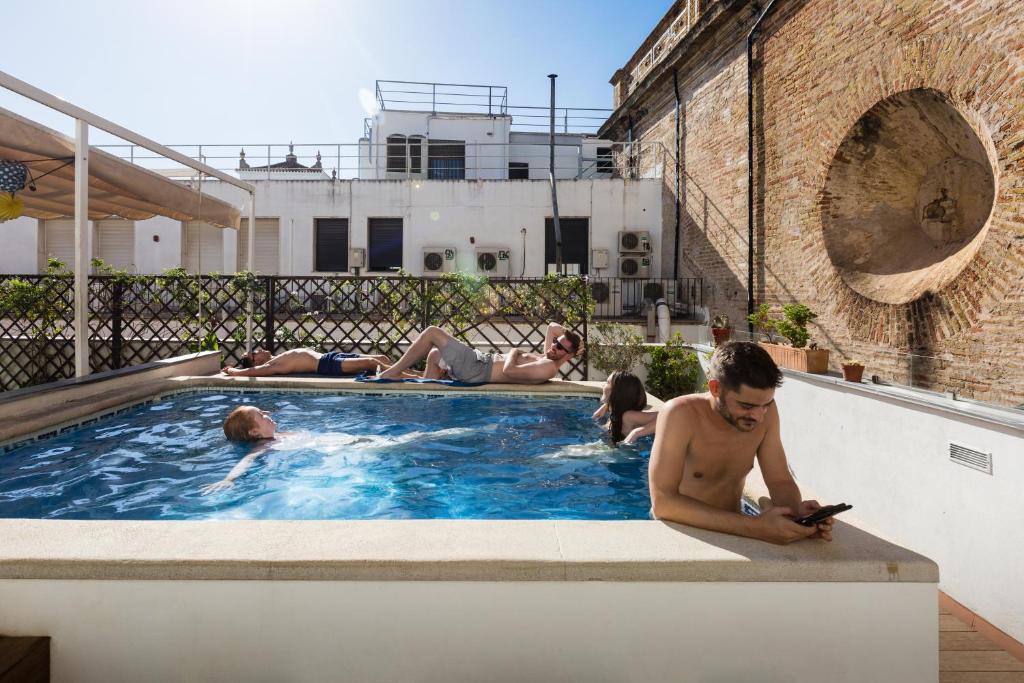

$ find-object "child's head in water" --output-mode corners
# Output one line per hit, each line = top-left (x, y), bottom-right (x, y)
(223, 406), (277, 441)
(604, 371), (647, 444)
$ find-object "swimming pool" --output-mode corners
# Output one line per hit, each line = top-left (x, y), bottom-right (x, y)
(0, 391), (652, 520)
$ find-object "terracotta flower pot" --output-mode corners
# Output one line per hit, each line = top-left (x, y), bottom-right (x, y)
(758, 342), (830, 374)
(711, 327), (731, 346)
(841, 364), (864, 382)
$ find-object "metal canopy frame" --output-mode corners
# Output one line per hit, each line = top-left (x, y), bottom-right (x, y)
(0, 70), (259, 377)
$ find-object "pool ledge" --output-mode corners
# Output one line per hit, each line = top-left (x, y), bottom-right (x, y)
(0, 518), (936, 583)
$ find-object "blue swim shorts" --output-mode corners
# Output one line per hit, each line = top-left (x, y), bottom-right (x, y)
(316, 351), (361, 376)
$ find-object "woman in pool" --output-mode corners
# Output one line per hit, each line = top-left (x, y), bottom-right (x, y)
(592, 371), (660, 445)
(201, 406), (284, 493)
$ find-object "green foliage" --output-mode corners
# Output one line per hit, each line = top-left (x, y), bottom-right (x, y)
(643, 333), (701, 400)
(746, 303), (776, 343)
(588, 322), (645, 375)
(91, 257), (140, 288)
(772, 304), (817, 348)
(0, 258), (71, 384)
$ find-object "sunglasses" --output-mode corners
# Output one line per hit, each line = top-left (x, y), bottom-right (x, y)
(554, 338), (575, 355)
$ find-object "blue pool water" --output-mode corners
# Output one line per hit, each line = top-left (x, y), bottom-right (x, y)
(0, 391), (653, 520)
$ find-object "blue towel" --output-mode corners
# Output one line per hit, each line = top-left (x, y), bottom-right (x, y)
(354, 372), (486, 387)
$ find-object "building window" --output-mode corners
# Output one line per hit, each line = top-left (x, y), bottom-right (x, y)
(315, 218), (349, 272)
(509, 162), (529, 180)
(409, 136), (423, 174)
(597, 147), (613, 174)
(545, 217), (590, 275)
(387, 135), (407, 173)
(428, 141), (466, 179)
(368, 217), (403, 271)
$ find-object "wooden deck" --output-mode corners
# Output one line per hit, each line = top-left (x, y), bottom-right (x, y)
(940, 604), (1024, 683)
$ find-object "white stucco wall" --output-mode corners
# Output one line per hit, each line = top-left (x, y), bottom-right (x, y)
(775, 374), (1024, 644)
(0, 580), (936, 683)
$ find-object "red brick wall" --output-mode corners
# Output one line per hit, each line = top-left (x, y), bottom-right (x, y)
(619, 0), (1024, 407)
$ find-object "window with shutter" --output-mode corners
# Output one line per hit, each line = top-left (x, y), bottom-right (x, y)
(367, 217), (403, 271)
(315, 218), (349, 272)
(545, 217), (590, 275)
(238, 218), (280, 274)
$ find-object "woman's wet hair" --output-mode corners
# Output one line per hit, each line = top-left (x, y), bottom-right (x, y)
(606, 371), (647, 444)
(709, 341), (783, 392)
(223, 406), (260, 442)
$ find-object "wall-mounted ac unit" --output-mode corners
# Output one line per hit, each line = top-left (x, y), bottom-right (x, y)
(422, 247), (457, 273)
(476, 247), (511, 277)
(589, 279), (622, 317)
(618, 230), (651, 254)
(592, 248), (610, 270)
(618, 255), (651, 278)
(349, 248), (366, 269)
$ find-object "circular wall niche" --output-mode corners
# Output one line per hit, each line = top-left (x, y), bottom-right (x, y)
(820, 88), (996, 304)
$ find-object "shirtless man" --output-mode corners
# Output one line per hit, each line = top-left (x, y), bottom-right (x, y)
(649, 341), (834, 544)
(221, 347), (394, 378)
(376, 322), (583, 384)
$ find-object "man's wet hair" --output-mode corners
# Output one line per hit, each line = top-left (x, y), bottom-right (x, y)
(563, 330), (583, 355)
(708, 341), (783, 392)
(223, 406), (259, 441)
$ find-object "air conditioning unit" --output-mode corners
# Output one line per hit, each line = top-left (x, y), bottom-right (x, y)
(349, 247), (366, 269)
(476, 247), (511, 278)
(618, 255), (651, 279)
(592, 248), (610, 270)
(422, 247), (457, 273)
(618, 230), (652, 254)
(589, 279), (622, 317)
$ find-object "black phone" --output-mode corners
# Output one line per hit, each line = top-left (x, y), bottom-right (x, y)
(793, 503), (852, 526)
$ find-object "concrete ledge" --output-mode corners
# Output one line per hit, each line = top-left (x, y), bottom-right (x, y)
(0, 518), (937, 583)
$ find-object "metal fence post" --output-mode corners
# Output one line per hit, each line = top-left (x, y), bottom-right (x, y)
(265, 276), (275, 353)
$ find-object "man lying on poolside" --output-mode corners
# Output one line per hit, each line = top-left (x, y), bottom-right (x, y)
(649, 341), (834, 545)
(222, 347), (400, 377)
(376, 322), (583, 384)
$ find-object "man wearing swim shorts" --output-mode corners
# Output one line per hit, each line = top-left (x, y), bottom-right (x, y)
(376, 322), (583, 384)
(222, 347), (394, 377)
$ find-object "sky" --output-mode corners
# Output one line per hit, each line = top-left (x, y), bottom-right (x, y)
(1, 0), (670, 166)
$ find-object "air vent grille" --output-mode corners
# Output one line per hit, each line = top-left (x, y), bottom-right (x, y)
(949, 442), (992, 475)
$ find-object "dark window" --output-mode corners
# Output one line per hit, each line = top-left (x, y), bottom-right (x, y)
(545, 217), (589, 275)
(409, 137), (423, 174)
(509, 162), (529, 180)
(596, 147), (613, 174)
(368, 217), (403, 271)
(387, 135), (407, 173)
(315, 218), (349, 271)
(428, 141), (465, 179)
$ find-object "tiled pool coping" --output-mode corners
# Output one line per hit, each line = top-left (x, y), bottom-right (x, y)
(0, 364), (938, 585)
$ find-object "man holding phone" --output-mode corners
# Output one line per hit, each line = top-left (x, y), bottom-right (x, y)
(649, 341), (836, 544)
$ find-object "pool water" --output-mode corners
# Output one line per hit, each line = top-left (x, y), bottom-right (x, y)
(0, 391), (653, 520)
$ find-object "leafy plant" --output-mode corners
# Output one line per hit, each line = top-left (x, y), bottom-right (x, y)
(0, 258), (72, 384)
(643, 333), (701, 400)
(746, 303), (776, 343)
(774, 304), (817, 348)
(588, 322), (645, 376)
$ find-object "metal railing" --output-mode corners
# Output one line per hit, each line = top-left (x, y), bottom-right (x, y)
(627, 0), (706, 94)
(589, 277), (703, 320)
(95, 140), (669, 182)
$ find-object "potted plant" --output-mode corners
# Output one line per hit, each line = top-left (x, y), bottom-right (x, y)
(710, 314), (731, 346)
(841, 359), (864, 383)
(747, 303), (830, 374)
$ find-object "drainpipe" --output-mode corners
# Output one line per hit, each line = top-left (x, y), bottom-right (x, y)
(672, 70), (681, 281)
(548, 73), (562, 274)
(747, 0), (780, 332)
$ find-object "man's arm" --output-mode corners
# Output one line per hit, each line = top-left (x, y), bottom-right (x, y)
(649, 401), (815, 544)
(200, 445), (268, 494)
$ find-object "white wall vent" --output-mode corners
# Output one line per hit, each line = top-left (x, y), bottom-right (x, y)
(949, 442), (992, 475)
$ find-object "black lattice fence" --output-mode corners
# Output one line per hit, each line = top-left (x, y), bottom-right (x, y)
(1, 273), (593, 390)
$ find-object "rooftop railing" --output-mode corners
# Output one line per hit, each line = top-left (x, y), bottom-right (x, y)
(627, 0), (707, 94)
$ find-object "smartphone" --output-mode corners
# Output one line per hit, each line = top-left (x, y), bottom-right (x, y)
(793, 503), (852, 526)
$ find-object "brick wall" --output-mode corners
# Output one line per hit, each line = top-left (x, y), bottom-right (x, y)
(613, 0), (1024, 407)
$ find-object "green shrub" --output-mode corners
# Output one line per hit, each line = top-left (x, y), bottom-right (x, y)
(643, 333), (701, 400)
(774, 304), (817, 348)
(588, 322), (645, 376)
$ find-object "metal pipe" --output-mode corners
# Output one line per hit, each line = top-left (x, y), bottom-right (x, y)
(747, 0), (780, 331)
(73, 119), (90, 378)
(548, 74), (562, 274)
(672, 70), (681, 281)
